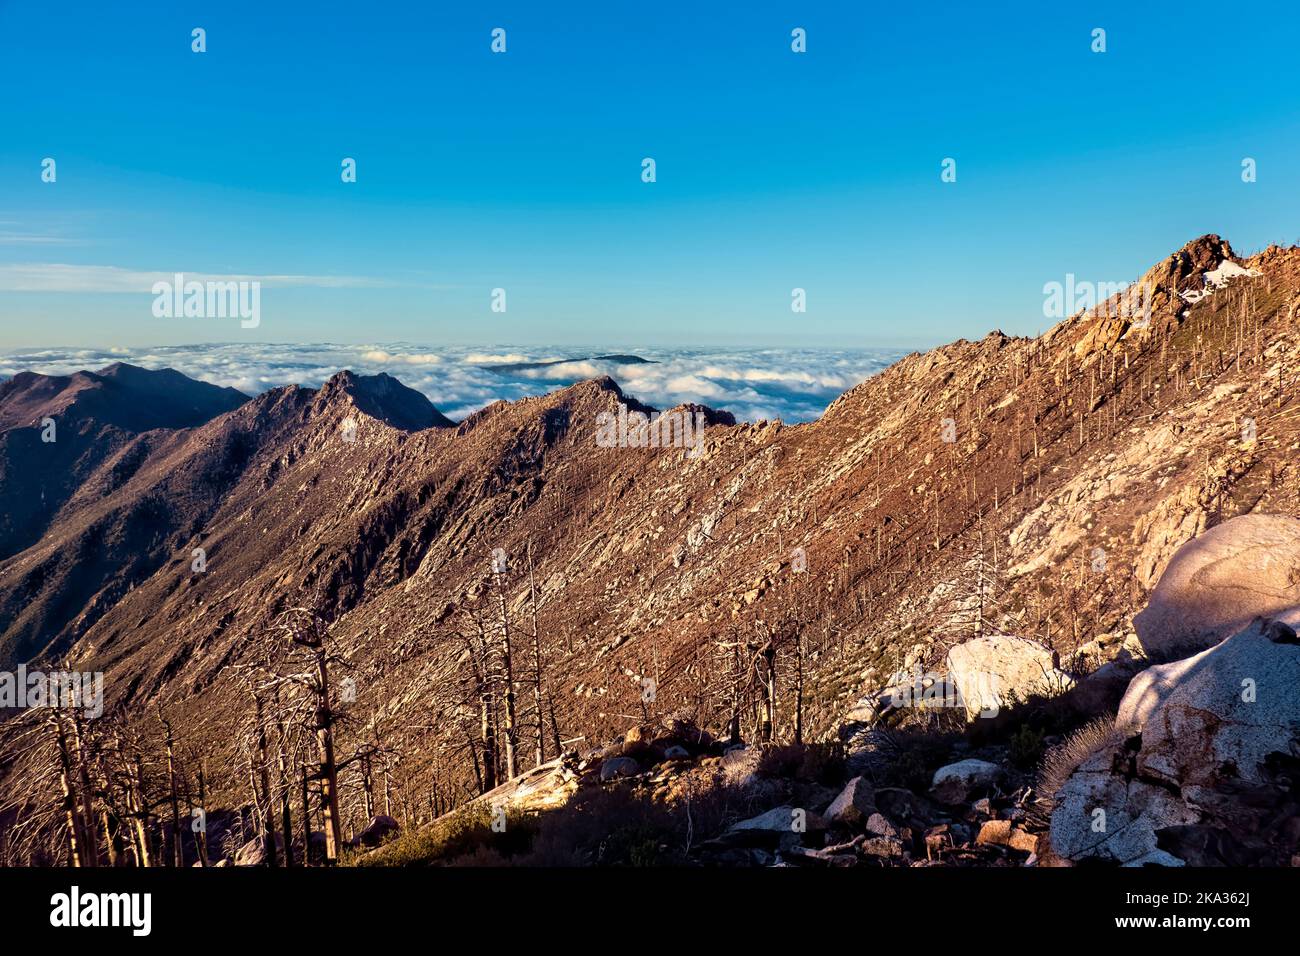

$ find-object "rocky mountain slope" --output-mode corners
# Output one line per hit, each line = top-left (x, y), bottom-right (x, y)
(0, 362), (247, 563)
(4, 234), (1300, 867)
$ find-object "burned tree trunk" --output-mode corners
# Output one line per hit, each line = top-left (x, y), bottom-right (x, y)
(492, 563), (519, 780)
(312, 647), (343, 864)
(51, 715), (89, 867)
(757, 640), (777, 744)
(156, 706), (184, 867)
(275, 706), (294, 868)
(300, 766), (312, 867)
(252, 692), (279, 867)
(68, 713), (100, 866)
(469, 610), (498, 793)
(527, 542), (546, 767)
(115, 735), (151, 868)
(195, 761), (209, 868)
(276, 605), (345, 865)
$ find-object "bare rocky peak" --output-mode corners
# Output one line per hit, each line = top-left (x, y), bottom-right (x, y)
(312, 369), (455, 431)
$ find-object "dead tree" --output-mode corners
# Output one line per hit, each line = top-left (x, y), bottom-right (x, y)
(194, 758), (210, 867)
(271, 606), (346, 865)
(273, 693), (295, 867)
(51, 714), (92, 867)
(76, 723), (105, 865)
(754, 637), (777, 744)
(251, 690), (279, 867)
(462, 605), (499, 792)
(491, 557), (519, 780)
(155, 705), (184, 867)
(113, 731), (152, 867)
(300, 767), (313, 866)
(526, 541), (546, 767)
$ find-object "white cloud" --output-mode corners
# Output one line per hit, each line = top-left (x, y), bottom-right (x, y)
(0, 264), (397, 293)
(360, 349), (443, 365)
(0, 231), (71, 245)
(462, 352), (537, 365)
(0, 343), (907, 424)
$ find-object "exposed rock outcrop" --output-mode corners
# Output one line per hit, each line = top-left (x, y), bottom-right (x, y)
(1049, 618), (1300, 866)
(1133, 514), (1300, 657)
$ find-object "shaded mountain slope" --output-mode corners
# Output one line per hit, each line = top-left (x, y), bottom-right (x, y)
(0, 371), (450, 667)
(0, 363), (248, 564)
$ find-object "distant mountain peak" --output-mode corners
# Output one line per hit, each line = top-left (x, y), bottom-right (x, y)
(0, 362), (248, 434)
(315, 369), (454, 431)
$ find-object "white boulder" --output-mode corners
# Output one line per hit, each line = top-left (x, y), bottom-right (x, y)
(946, 635), (1075, 719)
(1133, 514), (1300, 657)
(930, 758), (1003, 805)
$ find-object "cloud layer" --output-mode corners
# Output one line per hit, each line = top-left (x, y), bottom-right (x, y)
(0, 343), (909, 423)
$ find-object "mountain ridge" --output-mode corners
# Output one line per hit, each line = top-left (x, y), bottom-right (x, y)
(4, 233), (1300, 868)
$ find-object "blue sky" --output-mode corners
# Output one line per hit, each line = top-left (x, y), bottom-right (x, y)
(2, 0), (1298, 350)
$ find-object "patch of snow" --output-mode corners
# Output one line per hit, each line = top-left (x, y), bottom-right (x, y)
(1204, 260), (1262, 288)
(1179, 260), (1262, 303)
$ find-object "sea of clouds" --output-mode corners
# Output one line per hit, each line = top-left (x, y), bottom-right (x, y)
(0, 343), (911, 423)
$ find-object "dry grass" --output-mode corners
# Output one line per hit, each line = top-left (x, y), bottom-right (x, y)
(1031, 716), (1122, 826)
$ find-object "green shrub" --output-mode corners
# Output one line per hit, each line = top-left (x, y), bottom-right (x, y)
(353, 802), (536, 867)
(1009, 724), (1045, 769)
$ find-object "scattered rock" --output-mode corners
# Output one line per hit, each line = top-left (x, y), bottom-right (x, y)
(864, 812), (901, 839)
(1048, 744), (1197, 866)
(728, 805), (825, 836)
(714, 805), (827, 849)
(930, 759), (1004, 805)
(234, 833), (284, 867)
(824, 776), (876, 827)
(599, 756), (641, 782)
(923, 823), (954, 854)
(975, 819), (1037, 853)
(1118, 618), (1300, 789)
(860, 836), (906, 859)
(1050, 617), (1300, 866)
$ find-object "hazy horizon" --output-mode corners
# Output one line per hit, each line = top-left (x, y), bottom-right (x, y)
(0, 342), (912, 422)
